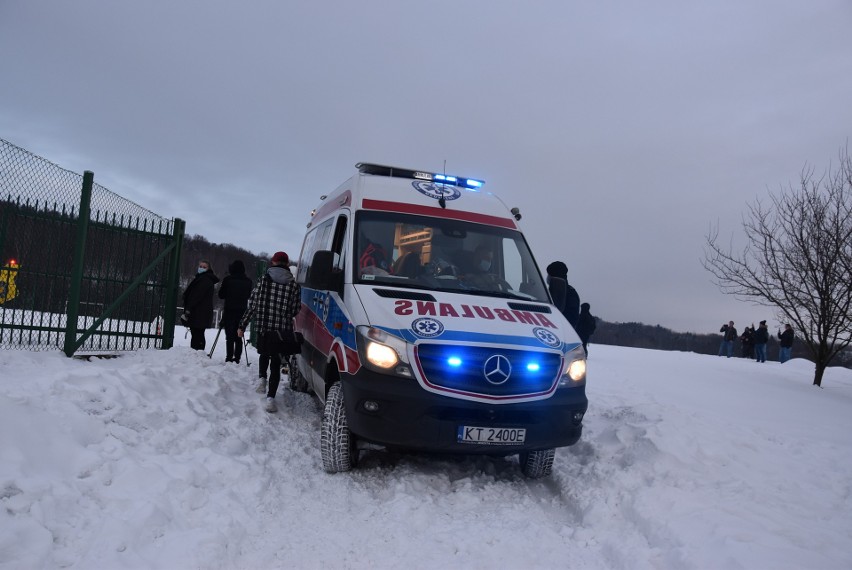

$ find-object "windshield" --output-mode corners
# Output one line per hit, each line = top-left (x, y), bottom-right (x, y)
(355, 211), (550, 302)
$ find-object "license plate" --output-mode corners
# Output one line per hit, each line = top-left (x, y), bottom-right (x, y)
(457, 426), (526, 445)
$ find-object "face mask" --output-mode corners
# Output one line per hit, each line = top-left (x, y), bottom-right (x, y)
(479, 260), (491, 272)
(197, 266), (207, 274)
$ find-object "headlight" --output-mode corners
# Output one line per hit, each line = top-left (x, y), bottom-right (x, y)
(567, 358), (586, 381)
(366, 341), (398, 368)
(356, 326), (412, 377)
(560, 345), (586, 386)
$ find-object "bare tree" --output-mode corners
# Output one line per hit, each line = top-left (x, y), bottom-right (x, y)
(703, 147), (852, 386)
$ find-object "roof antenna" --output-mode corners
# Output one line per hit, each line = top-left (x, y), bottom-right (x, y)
(438, 159), (447, 208)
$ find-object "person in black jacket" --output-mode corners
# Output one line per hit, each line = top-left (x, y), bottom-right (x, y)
(740, 326), (755, 359)
(718, 321), (737, 358)
(576, 302), (597, 356)
(778, 324), (794, 363)
(218, 259), (253, 363)
(182, 259), (219, 351)
(753, 320), (769, 363)
(546, 261), (580, 329)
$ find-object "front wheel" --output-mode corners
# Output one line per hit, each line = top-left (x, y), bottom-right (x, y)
(320, 382), (359, 473)
(287, 354), (309, 392)
(519, 448), (555, 478)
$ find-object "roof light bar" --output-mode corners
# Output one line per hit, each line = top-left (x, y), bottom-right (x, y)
(356, 162), (484, 188)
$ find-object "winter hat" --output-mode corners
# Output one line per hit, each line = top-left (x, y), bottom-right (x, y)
(271, 251), (289, 265)
(581, 302), (590, 310)
(546, 261), (568, 278)
(228, 259), (246, 276)
(759, 320), (767, 326)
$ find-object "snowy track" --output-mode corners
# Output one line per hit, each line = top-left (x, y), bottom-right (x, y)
(2, 340), (852, 569)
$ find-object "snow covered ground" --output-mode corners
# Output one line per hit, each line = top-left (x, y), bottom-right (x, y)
(2, 331), (851, 569)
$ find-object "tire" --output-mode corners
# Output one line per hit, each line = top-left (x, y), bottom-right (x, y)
(288, 355), (309, 393)
(320, 382), (359, 473)
(519, 448), (555, 478)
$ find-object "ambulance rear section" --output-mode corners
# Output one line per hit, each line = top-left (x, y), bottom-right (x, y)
(290, 163), (588, 478)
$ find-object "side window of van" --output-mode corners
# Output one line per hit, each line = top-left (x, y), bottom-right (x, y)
(501, 237), (523, 291)
(331, 216), (348, 271)
(297, 218), (334, 284)
(297, 229), (318, 283)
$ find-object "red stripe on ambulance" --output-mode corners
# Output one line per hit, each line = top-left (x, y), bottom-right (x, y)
(362, 199), (517, 229)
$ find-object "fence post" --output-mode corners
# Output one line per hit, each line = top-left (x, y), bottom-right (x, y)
(160, 218), (185, 349)
(249, 260), (268, 348)
(63, 171), (93, 356)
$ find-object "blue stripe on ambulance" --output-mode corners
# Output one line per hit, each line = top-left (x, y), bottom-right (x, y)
(375, 325), (581, 353)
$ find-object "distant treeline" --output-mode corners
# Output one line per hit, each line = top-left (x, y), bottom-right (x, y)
(179, 234), (268, 307)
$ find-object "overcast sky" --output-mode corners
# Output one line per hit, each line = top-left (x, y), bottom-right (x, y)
(2, 1), (851, 334)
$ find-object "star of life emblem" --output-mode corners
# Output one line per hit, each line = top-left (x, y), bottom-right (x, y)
(411, 317), (444, 338)
(412, 180), (461, 201)
(533, 327), (561, 348)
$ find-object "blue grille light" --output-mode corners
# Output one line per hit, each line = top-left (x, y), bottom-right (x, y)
(526, 362), (541, 372)
(447, 356), (463, 367)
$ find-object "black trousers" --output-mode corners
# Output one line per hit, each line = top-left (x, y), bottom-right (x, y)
(222, 313), (242, 362)
(190, 327), (206, 350)
(258, 352), (282, 398)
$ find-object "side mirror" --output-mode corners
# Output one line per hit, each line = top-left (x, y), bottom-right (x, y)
(307, 250), (335, 290)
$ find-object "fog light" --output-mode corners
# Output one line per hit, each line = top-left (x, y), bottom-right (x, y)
(364, 400), (380, 412)
(572, 411), (585, 424)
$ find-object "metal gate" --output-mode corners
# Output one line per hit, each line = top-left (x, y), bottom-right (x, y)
(0, 138), (184, 355)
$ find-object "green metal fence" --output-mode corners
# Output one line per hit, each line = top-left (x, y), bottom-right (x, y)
(0, 138), (185, 355)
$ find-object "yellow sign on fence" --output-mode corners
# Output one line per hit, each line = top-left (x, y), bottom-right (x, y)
(0, 260), (19, 304)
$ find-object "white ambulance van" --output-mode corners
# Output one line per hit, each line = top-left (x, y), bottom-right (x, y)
(289, 163), (587, 478)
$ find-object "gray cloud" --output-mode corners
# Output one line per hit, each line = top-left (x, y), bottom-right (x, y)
(2, 0), (851, 333)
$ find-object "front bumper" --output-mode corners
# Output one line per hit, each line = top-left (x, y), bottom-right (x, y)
(342, 366), (587, 455)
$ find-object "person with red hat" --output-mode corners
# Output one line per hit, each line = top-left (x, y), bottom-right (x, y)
(237, 251), (301, 412)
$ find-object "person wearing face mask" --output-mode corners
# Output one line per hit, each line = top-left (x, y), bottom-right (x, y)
(182, 259), (220, 351)
(460, 244), (510, 292)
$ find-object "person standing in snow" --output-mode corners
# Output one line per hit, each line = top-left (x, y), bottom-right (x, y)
(546, 261), (580, 329)
(218, 259), (253, 364)
(182, 259), (219, 351)
(778, 324), (794, 363)
(718, 321), (737, 358)
(739, 326), (755, 359)
(753, 320), (769, 363)
(576, 302), (597, 356)
(237, 251), (301, 413)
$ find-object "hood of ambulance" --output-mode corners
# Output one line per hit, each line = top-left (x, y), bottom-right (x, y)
(354, 284), (581, 352)
(353, 285), (582, 403)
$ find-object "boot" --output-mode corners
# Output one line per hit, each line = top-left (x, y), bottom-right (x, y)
(255, 377), (267, 394)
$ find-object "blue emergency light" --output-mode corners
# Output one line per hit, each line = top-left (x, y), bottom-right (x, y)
(356, 163), (484, 189)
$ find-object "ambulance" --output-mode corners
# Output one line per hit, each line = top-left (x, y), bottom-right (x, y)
(290, 163), (587, 478)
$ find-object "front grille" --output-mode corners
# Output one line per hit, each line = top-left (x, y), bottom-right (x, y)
(415, 344), (562, 397)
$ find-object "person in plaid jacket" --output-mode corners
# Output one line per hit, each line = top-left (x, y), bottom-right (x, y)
(237, 251), (301, 412)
